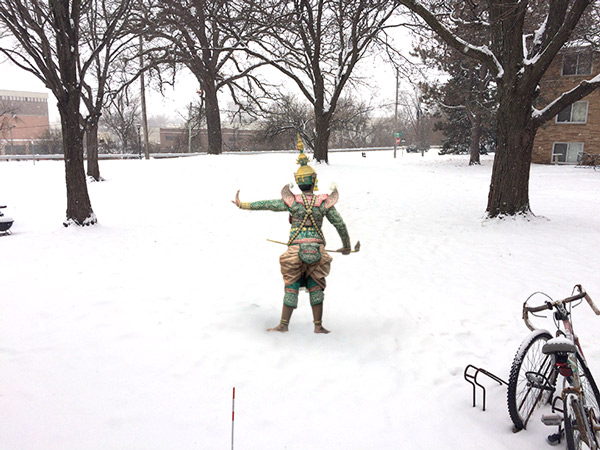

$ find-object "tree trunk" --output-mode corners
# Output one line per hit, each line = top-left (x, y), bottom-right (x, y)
(469, 112), (481, 166)
(86, 120), (101, 181)
(486, 92), (537, 217)
(313, 113), (331, 163)
(204, 80), (222, 155)
(59, 103), (96, 226)
(139, 35), (150, 159)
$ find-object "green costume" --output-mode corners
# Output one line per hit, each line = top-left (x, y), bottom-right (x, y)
(240, 184), (351, 308)
(236, 137), (351, 332)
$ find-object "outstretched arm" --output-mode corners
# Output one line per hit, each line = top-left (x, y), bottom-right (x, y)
(326, 206), (351, 254)
(232, 190), (288, 211)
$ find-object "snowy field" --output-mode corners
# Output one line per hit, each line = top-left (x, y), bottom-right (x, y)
(1, 150), (599, 450)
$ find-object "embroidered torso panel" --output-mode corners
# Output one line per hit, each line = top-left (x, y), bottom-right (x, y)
(247, 185), (350, 248)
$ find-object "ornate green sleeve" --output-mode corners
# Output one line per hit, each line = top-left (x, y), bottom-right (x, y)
(247, 199), (288, 212)
(326, 206), (351, 248)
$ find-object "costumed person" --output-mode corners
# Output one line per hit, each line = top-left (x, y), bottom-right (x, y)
(232, 136), (352, 334)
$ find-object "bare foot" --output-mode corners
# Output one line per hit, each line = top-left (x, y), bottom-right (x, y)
(314, 324), (330, 334)
(267, 323), (289, 332)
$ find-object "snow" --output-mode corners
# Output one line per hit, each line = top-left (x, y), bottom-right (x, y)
(523, 16), (548, 65)
(474, 44), (504, 79)
(524, 52), (541, 67)
(1, 151), (599, 449)
(531, 74), (600, 119)
(533, 19), (547, 48)
(533, 67), (600, 119)
(513, 329), (552, 366)
(546, 336), (574, 346)
(437, 30), (504, 79)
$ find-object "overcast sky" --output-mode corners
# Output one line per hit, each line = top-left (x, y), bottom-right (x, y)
(1, 60), (202, 125)
(1, 48), (405, 126)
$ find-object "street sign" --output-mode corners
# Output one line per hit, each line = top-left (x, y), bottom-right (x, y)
(394, 132), (403, 138)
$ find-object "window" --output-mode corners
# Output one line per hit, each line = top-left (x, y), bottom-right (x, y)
(562, 52), (592, 76)
(552, 142), (583, 164)
(556, 101), (588, 123)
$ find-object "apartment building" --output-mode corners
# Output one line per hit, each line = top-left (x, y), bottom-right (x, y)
(533, 47), (600, 164)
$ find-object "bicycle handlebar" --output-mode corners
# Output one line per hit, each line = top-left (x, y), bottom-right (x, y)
(522, 285), (600, 331)
(585, 292), (600, 315)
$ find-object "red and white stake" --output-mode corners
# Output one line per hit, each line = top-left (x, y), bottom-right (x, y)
(231, 387), (235, 450)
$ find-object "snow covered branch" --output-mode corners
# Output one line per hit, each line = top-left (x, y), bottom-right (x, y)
(532, 73), (600, 126)
(396, 0), (504, 78)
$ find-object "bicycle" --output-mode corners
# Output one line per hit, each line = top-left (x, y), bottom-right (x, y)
(506, 285), (600, 449)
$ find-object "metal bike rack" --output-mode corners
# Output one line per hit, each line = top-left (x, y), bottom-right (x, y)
(464, 364), (508, 411)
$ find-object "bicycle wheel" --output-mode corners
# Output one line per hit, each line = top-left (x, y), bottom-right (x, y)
(507, 329), (556, 431)
(565, 353), (600, 450)
(564, 393), (586, 450)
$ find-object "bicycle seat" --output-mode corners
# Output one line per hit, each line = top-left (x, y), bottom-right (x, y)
(542, 337), (576, 355)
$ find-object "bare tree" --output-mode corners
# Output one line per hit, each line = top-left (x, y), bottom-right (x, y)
(258, 94), (315, 150)
(0, 0), (132, 225)
(36, 128), (64, 155)
(414, 8), (496, 166)
(139, 0), (272, 155)
(0, 99), (19, 135)
(80, 0), (136, 181)
(395, 88), (425, 149)
(101, 92), (141, 153)
(0, 0), (94, 225)
(246, 0), (401, 162)
(257, 93), (379, 150)
(396, 0), (600, 217)
(367, 114), (409, 148)
(329, 97), (374, 148)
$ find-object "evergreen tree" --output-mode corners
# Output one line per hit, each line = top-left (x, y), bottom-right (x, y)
(414, 2), (496, 165)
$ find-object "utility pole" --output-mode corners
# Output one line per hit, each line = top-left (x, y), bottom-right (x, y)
(394, 67), (399, 158)
(137, 124), (142, 158)
(188, 102), (193, 153)
(9, 124), (14, 154)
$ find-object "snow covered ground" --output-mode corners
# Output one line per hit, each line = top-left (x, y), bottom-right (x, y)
(1, 150), (599, 450)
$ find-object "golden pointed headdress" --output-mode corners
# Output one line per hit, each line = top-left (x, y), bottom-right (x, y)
(294, 134), (318, 190)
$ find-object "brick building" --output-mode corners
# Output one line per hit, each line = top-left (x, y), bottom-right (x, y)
(533, 48), (600, 164)
(157, 126), (262, 153)
(0, 89), (50, 155)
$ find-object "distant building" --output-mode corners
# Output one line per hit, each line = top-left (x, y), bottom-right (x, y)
(533, 47), (600, 164)
(157, 126), (262, 153)
(0, 89), (50, 155)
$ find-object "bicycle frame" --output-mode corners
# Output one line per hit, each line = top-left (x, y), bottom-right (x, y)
(523, 287), (600, 449)
(553, 303), (599, 449)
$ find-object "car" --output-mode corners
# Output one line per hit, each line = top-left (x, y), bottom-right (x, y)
(406, 145), (429, 153)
